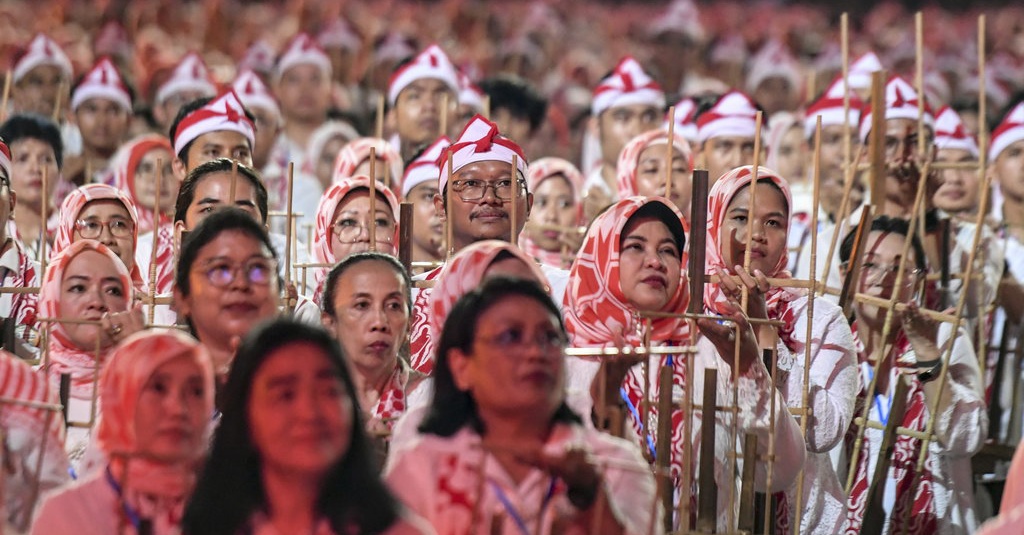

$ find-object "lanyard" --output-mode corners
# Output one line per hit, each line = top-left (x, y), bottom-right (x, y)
(488, 477), (557, 535)
(863, 363), (891, 425)
(620, 386), (658, 459)
(105, 465), (143, 532)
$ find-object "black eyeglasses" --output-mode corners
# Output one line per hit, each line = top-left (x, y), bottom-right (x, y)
(450, 178), (526, 202)
(75, 218), (134, 239)
(194, 258), (277, 287)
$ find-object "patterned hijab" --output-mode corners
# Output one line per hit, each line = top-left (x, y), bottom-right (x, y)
(703, 165), (798, 304)
(564, 196), (690, 347)
(518, 157), (583, 268)
(110, 134), (174, 235)
(39, 240), (134, 399)
(615, 129), (693, 199)
(312, 176), (400, 304)
(332, 137), (404, 197)
(52, 183), (144, 289)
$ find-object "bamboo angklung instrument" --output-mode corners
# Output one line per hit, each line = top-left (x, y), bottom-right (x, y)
(19, 326), (61, 531)
(52, 80), (65, 123)
(399, 203), (414, 273)
(40, 167), (48, 270)
(510, 155), (518, 244)
(147, 159), (163, 325)
(284, 162), (296, 312)
(368, 148), (377, 250)
(446, 153), (454, 259)
(665, 106), (676, 198)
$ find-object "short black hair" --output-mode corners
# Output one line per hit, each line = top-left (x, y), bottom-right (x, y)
(321, 252), (412, 316)
(479, 75), (548, 134)
(169, 96), (257, 164)
(182, 318), (403, 535)
(0, 114), (64, 169)
(839, 215), (927, 271)
(174, 158), (269, 225)
(175, 206), (277, 298)
(418, 276), (581, 437)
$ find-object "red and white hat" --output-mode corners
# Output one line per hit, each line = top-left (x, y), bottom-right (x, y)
(402, 136), (450, 197)
(171, 90), (255, 156)
(990, 102), (1024, 162)
(70, 57), (132, 112)
(387, 44), (459, 106)
(847, 51), (883, 91)
(857, 75), (934, 144)
(591, 56), (664, 117)
(647, 0), (705, 42)
(696, 90), (760, 143)
(933, 106), (978, 157)
(0, 138), (11, 180)
(317, 18), (361, 52)
(666, 97), (698, 143)
(803, 75), (863, 138)
(439, 115), (527, 193)
(239, 40), (277, 75)
(457, 71), (484, 112)
(746, 40), (802, 94)
(155, 52), (217, 106)
(12, 34), (72, 83)
(275, 33), (332, 80)
(232, 69), (280, 118)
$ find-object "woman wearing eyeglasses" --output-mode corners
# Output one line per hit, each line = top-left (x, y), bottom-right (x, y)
(173, 207), (281, 377)
(839, 216), (986, 535)
(312, 175), (399, 304)
(387, 276), (658, 534)
(52, 183), (144, 290)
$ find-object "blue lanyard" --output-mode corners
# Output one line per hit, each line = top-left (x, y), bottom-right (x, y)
(620, 387), (658, 459)
(105, 465), (142, 531)
(488, 477), (557, 535)
(864, 363), (891, 425)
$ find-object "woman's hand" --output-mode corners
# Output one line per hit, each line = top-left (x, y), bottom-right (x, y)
(697, 304), (762, 374)
(716, 266), (770, 320)
(100, 304), (145, 345)
(897, 301), (941, 376)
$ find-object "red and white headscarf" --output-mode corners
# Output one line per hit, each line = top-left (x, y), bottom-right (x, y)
(95, 329), (214, 530)
(696, 90), (761, 144)
(703, 165), (801, 348)
(934, 106), (978, 157)
(518, 157), (583, 268)
(990, 101), (1024, 162)
(275, 33), (332, 80)
(12, 33), (72, 83)
(564, 196), (690, 347)
(312, 176), (400, 304)
(440, 114), (527, 193)
(52, 183), (143, 289)
(39, 240), (134, 399)
(302, 121), (360, 177)
(387, 44), (459, 106)
(591, 56), (665, 117)
(71, 57), (132, 112)
(332, 137), (404, 195)
(171, 90), (256, 157)
(765, 111), (803, 171)
(858, 75), (934, 144)
(401, 136), (450, 197)
(154, 52), (217, 106)
(111, 134), (174, 235)
(804, 75), (863, 139)
(615, 129), (693, 199)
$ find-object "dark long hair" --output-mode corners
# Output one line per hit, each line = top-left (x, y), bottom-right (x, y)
(181, 319), (402, 535)
(418, 276), (582, 437)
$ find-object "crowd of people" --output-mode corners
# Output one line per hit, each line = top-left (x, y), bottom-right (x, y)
(3, 0), (1024, 534)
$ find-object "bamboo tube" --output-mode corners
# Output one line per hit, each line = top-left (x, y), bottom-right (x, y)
(688, 170), (710, 314)
(40, 167), (48, 270)
(741, 111), (764, 314)
(52, 80), (65, 123)
(665, 106), (676, 198)
(446, 153), (454, 258)
(148, 159), (163, 325)
(510, 155), (518, 244)
(368, 149), (377, 250)
(285, 162), (295, 288)
(399, 202), (413, 273)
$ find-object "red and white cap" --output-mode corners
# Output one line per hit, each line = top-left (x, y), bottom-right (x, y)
(847, 51), (883, 91)
(155, 52), (217, 106)
(803, 75), (863, 138)
(232, 69), (280, 118)
(933, 106), (978, 157)
(696, 90), (760, 143)
(12, 34), (72, 83)
(239, 40), (277, 75)
(0, 137), (11, 180)
(457, 71), (484, 112)
(990, 102), (1024, 162)
(647, 0), (705, 42)
(317, 18), (361, 52)
(439, 115), (527, 193)
(387, 44), (459, 106)
(591, 56), (664, 117)
(857, 75), (934, 144)
(275, 33), (332, 80)
(746, 40), (802, 93)
(666, 97), (698, 143)
(71, 57), (132, 112)
(171, 90), (255, 156)
(402, 136), (450, 197)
